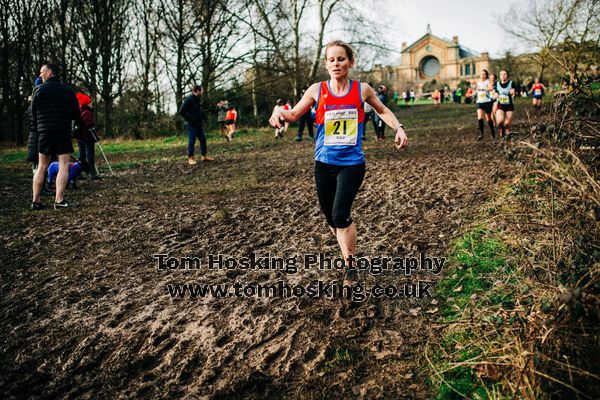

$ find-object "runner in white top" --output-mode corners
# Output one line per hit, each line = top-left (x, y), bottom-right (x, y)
(474, 69), (495, 140)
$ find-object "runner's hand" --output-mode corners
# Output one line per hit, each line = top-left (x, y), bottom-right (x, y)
(394, 127), (408, 149)
(269, 110), (283, 128)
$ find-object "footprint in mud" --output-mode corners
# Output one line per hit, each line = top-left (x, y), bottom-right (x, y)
(215, 334), (231, 348)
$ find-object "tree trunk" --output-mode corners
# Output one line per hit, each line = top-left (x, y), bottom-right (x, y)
(103, 96), (112, 137)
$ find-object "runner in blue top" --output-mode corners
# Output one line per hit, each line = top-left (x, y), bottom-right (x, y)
(269, 40), (408, 284)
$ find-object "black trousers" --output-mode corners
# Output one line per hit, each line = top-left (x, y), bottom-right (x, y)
(314, 161), (365, 228)
(297, 113), (314, 138)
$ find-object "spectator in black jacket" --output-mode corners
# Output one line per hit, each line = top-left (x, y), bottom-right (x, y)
(31, 64), (81, 210)
(179, 85), (213, 165)
(27, 77), (55, 196)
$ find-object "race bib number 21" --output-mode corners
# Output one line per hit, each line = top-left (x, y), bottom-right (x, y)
(324, 109), (358, 146)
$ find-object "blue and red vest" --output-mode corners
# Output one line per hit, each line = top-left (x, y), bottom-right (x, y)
(315, 80), (365, 165)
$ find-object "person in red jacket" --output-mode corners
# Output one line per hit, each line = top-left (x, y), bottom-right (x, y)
(74, 92), (101, 180)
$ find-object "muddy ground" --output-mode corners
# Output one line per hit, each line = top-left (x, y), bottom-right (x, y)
(0, 104), (519, 399)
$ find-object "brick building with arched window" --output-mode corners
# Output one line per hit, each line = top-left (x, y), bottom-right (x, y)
(374, 26), (492, 93)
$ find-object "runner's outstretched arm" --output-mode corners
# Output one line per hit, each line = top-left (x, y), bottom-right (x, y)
(363, 83), (408, 149)
(269, 83), (318, 128)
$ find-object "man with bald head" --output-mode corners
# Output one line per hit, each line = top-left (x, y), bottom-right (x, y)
(30, 63), (80, 210)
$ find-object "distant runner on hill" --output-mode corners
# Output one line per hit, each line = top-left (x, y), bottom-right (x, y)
(494, 70), (516, 140)
(530, 78), (546, 112)
(474, 69), (495, 140)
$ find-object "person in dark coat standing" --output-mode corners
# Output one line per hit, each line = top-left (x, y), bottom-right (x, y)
(295, 86), (314, 141)
(179, 84), (213, 165)
(374, 85), (388, 140)
(27, 77), (44, 169)
(31, 64), (81, 210)
(27, 77), (55, 196)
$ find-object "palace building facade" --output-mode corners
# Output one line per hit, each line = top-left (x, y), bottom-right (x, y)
(374, 26), (492, 93)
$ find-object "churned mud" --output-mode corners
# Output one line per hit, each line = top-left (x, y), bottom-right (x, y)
(0, 105), (517, 399)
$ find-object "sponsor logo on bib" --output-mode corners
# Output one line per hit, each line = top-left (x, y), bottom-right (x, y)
(324, 109), (358, 146)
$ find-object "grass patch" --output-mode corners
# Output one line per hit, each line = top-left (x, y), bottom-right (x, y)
(428, 227), (518, 399)
(323, 345), (362, 372)
(437, 227), (510, 321)
(0, 148), (28, 164)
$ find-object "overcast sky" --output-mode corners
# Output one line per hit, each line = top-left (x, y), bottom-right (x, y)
(378, 0), (521, 62)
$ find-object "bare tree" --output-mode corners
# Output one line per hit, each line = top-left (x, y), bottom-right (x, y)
(191, 0), (249, 104)
(46, 0), (79, 84)
(1, 0), (44, 145)
(76, 0), (132, 136)
(252, 0), (318, 99)
(158, 0), (202, 125)
(554, 0), (600, 88)
(0, 0), (13, 142)
(500, 0), (589, 81)
(308, 0), (341, 82)
(129, 0), (161, 138)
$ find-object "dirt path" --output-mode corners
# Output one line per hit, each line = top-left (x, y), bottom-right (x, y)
(0, 106), (515, 399)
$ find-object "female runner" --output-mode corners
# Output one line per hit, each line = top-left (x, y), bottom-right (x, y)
(269, 40), (408, 283)
(474, 69), (495, 140)
(531, 78), (546, 111)
(494, 70), (516, 140)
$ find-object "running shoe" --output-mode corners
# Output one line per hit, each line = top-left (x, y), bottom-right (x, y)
(188, 156), (198, 165)
(201, 155), (214, 161)
(54, 200), (78, 209)
(295, 136), (302, 141)
(31, 202), (45, 210)
(477, 134), (483, 141)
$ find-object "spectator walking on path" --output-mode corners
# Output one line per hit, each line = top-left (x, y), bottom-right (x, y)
(30, 64), (81, 210)
(179, 85), (213, 165)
